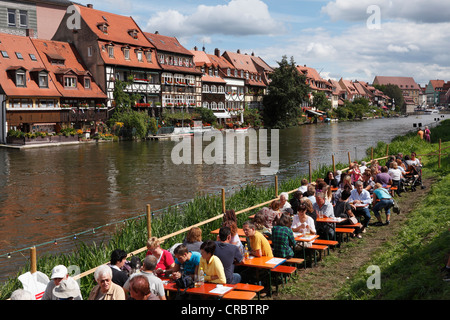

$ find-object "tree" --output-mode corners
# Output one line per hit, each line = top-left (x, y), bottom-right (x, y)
(373, 84), (404, 112)
(194, 107), (217, 125)
(263, 56), (309, 128)
(312, 91), (331, 112)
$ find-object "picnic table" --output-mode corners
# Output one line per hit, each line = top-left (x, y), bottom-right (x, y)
(162, 278), (236, 299)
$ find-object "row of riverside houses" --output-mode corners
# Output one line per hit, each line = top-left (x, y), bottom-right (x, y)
(0, 1), (438, 144)
(0, 2), (274, 143)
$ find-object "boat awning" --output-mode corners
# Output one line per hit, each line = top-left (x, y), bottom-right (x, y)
(304, 109), (323, 116)
(214, 111), (231, 119)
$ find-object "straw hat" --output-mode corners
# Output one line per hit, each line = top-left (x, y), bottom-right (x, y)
(53, 278), (80, 299)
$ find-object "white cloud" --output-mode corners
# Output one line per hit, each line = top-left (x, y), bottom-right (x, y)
(321, 0), (450, 23)
(145, 0), (283, 37)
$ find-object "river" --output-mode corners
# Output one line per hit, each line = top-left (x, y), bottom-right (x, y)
(0, 114), (443, 282)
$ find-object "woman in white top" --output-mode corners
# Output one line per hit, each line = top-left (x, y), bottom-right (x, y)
(291, 203), (316, 235)
(388, 161), (404, 196)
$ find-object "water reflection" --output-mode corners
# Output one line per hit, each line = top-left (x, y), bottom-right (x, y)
(0, 114), (443, 281)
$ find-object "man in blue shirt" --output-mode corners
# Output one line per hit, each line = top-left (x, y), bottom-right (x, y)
(167, 244), (201, 280)
(214, 226), (244, 284)
(349, 181), (372, 232)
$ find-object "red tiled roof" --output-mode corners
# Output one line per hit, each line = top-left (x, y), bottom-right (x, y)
(429, 80), (445, 89)
(223, 51), (258, 73)
(31, 38), (106, 99)
(144, 32), (192, 56)
(373, 76), (420, 90)
(75, 4), (153, 47)
(201, 74), (226, 84)
(0, 33), (60, 97)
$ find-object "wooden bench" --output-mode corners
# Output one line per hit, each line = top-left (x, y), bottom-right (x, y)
(234, 283), (265, 300)
(222, 290), (256, 300)
(271, 265), (297, 292)
(313, 239), (339, 254)
(336, 228), (355, 243)
(306, 244), (328, 266)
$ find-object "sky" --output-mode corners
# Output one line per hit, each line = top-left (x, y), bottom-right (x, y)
(81, 0), (450, 86)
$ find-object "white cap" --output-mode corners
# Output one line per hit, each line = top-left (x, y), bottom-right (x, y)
(51, 265), (68, 279)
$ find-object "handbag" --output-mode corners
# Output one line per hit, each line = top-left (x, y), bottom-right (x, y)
(392, 200), (400, 214)
(348, 216), (359, 224)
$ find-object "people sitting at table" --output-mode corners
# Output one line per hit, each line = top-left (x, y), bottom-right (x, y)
(253, 209), (272, 236)
(298, 178), (309, 194)
(271, 214), (296, 259)
(263, 200), (282, 229)
(146, 237), (175, 278)
(291, 203), (316, 235)
(182, 227), (203, 253)
(166, 244), (201, 281)
(123, 255), (166, 300)
(361, 171), (375, 194)
(349, 162), (362, 183)
(372, 183), (394, 226)
(301, 198), (317, 223)
(88, 265), (125, 300)
(324, 171), (338, 188)
(199, 240), (227, 284)
(127, 275), (159, 300)
(279, 192), (292, 213)
(109, 249), (129, 287)
(222, 219), (244, 254)
(214, 226), (244, 284)
(334, 189), (362, 238)
(388, 161), (404, 196)
(313, 191), (335, 240)
(349, 181), (372, 233)
(242, 221), (273, 257)
(376, 166), (393, 187)
(289, 190), (303, 215)
(305, 184), (317, 205)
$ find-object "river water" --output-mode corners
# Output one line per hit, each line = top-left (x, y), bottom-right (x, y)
(0, 114), (443, 282)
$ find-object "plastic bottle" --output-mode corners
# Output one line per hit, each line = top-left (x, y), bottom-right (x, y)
(244, 244), (249, 260)
(197, 267), (204, 286)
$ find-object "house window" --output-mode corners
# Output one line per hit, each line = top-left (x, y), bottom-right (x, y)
(218, 86), (225, 93)
(1, 51), (9, 58)
(218, 102), (224, 109)
(64, 76), (77, 88)
(124, 48), (130, 60)
(108, 46), (114, 58)
(211, 85), (217, 93)
(38, 73), (48, 88)
(87, 46), (93, 57)
(29, 53), (37, 61)
(16, 71), (26, 87)
(227, 68), (231, 76)
(15, 52), (23, 59)
(203, 84), (209, 92)
(137, 51), (143, 62)
(234, 70), (238, 77)
(7, 9), (15, 27)
(145, 51), (152, 62)
(19, 10), (27, 28)
(84, 77), (91, 89)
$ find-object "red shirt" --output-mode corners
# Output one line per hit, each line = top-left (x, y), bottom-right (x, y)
(146, 249), (174, 276)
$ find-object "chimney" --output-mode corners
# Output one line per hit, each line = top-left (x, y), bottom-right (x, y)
(251, 52), (255, 56)
(87, 4), (93, 8)
(237, 49), (240, 54)
(26, 28), (34, 38)
(214, 48), (220, 57)
(155, 31), (159, 34)
(194, 46), (198, 51)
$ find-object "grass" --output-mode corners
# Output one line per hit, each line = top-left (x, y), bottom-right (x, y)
(1, 120), (449, 300)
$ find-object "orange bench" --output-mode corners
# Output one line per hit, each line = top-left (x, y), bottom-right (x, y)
(306, 244), (328, 266)
(223, 290), (256, 300)
(313, 239), (339, 254)
(336, 228), (355, 243)
(271, 265), (297, 292)
(234, 283), (265, 300)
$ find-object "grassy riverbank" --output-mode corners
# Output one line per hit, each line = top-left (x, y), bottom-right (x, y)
(275, 119), (450, 300)
(1, 120), (449, 300)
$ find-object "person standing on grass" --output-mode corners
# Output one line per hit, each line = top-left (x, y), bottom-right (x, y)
(424, 126), (431, 142)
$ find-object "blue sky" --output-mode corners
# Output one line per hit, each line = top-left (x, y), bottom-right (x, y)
(83, 0), (450, 86)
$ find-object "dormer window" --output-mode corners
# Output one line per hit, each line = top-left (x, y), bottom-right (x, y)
(108, 46), (114, 58)
(136, 50), (143, 62)
(64, 76), (77, 88)
(124, 48), (130, 60)
(16, 70), (26, 87)
(97, 22), (109, 33)
(84, 77), (91, 89)
(227, 68), (231, 76)
(38, 72), (48, 88)
(145, 51), (152, 63)
(128, 29), (139, 39)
